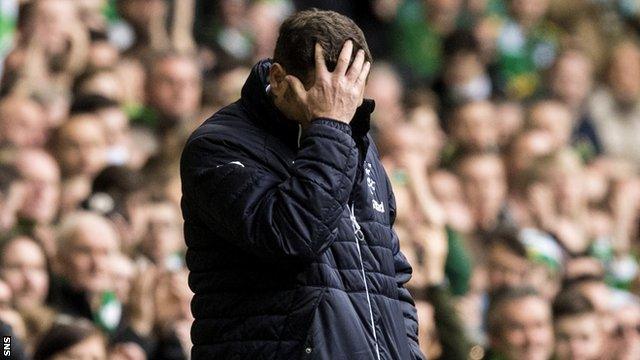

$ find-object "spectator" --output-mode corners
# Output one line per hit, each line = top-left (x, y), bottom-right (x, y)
(611, 295), (640, 360)
(0, 236), (49, 311)
(50, 211), (120, 329)
(433, 29), (494, 114)
(526, 100), (573, 150)
(448, 100), (499, 156)
(552, 290), (605, 360)
(13, 148), (61, 233)
(137, 200), (184, 268)
(486, 286), (554, 360)
(143, 51), (202, 130)
(33, 318), (107, 360)
(70, 95), (131, 167)
(589, 40), (640, 165)
(495, 0), (558, 99)
(51, 114), (108, 180)
(456, 152), (508, 234)
(548, 49), (602, 159)
(0, 96), (47, 148)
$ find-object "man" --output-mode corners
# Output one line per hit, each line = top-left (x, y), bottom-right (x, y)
(13, 148), (61, 228)
(552, 290), (604, 360)
(456, 153), (508, 234)
(611, 295), (640, 360)
(0, 236), (49, 311)
(145, 52), (202, 127)
(70, 95), (132, 166)
(0, 96), (47, 148)
(589, 41), (640, 165)
(486, 228), (563, 300)
(52, 114), (108, 180)
(50, 211), (119, 323)
(486, 287), (554, 360)
(527, 100), (573, 150)
(180, 9), (425, 360)
(449, 100), (499, 154)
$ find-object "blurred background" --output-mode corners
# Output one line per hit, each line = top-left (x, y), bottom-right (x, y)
(0, 0), (640, 359)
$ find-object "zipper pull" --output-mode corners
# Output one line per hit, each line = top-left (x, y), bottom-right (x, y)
(349, 205), (366, 243)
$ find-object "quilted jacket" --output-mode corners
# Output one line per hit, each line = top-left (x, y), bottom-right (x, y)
(180, 59), (425, 360)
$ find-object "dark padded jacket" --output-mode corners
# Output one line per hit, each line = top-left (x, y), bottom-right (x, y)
(180, 60), (425, 360)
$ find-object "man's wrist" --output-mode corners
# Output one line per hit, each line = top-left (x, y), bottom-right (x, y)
(310, 117), (353, 135)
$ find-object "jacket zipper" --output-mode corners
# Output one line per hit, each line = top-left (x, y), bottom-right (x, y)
(349, 204), (381, 360)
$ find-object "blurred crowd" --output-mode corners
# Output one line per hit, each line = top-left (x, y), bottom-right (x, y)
(1, 0), (640, 359)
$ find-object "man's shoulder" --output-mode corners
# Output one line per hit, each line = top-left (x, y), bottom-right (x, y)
(185, 101), (266, 152)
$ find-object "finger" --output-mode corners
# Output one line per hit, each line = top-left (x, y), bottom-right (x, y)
(356, 61), (371, 86)
(346, 49), (365, 81)
(314, 43), (328, 78)
(285, 75), (307, 102)
(334, 40), (353, 75)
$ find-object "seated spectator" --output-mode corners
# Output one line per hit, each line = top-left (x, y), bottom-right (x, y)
(51, 114), (108, 180)
(33, 317), (107, 360)
(456, 152), (509, 234)
(12, 149), (61, 243)
(143, 51), (202, 130)
(0, 95), (47, 148)
(486, 227), (563, 299)
(564, 274), (618, 343)
(611, 294), (640, 360)
(486, 286), (554, 360)
(0, 236), (49, 311)
(447, 100), (499, 158)
(526, 100), (573, 150)
(589, 40), (640, 165)
(495, 0), (558, 99)
(137, 199), (184, 269)
(548, 49), (602, 159)
(70, 95), (132, 167)
(50, 211), (120, 330)
(433, 29), (494, 114)
(552, 290), (605, 360)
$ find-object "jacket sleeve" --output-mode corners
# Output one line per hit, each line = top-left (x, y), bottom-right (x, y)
(181, 118), (358, 261)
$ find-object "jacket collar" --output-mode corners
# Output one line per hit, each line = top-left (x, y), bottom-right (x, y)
(240, 59), (375, 149)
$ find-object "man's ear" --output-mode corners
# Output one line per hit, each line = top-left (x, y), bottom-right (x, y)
(269, 63), (287, 96)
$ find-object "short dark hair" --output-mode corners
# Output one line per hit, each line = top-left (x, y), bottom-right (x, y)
(553, 290), (595, 320)
(487, 286), (543, 336)
(33, 318), (103, 360)
(487, 226), (527, 257)
(70, 94), (120, 115)
(443, 29), (480, 58)
(273, 9), (372, 82)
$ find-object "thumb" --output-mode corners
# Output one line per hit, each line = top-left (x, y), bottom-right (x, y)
(285, 75), (307, 102)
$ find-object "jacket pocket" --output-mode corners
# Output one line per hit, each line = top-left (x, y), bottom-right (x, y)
(301, 286), (328, 359)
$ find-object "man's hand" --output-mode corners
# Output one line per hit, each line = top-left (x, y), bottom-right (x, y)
(285, 40), (371, 124)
